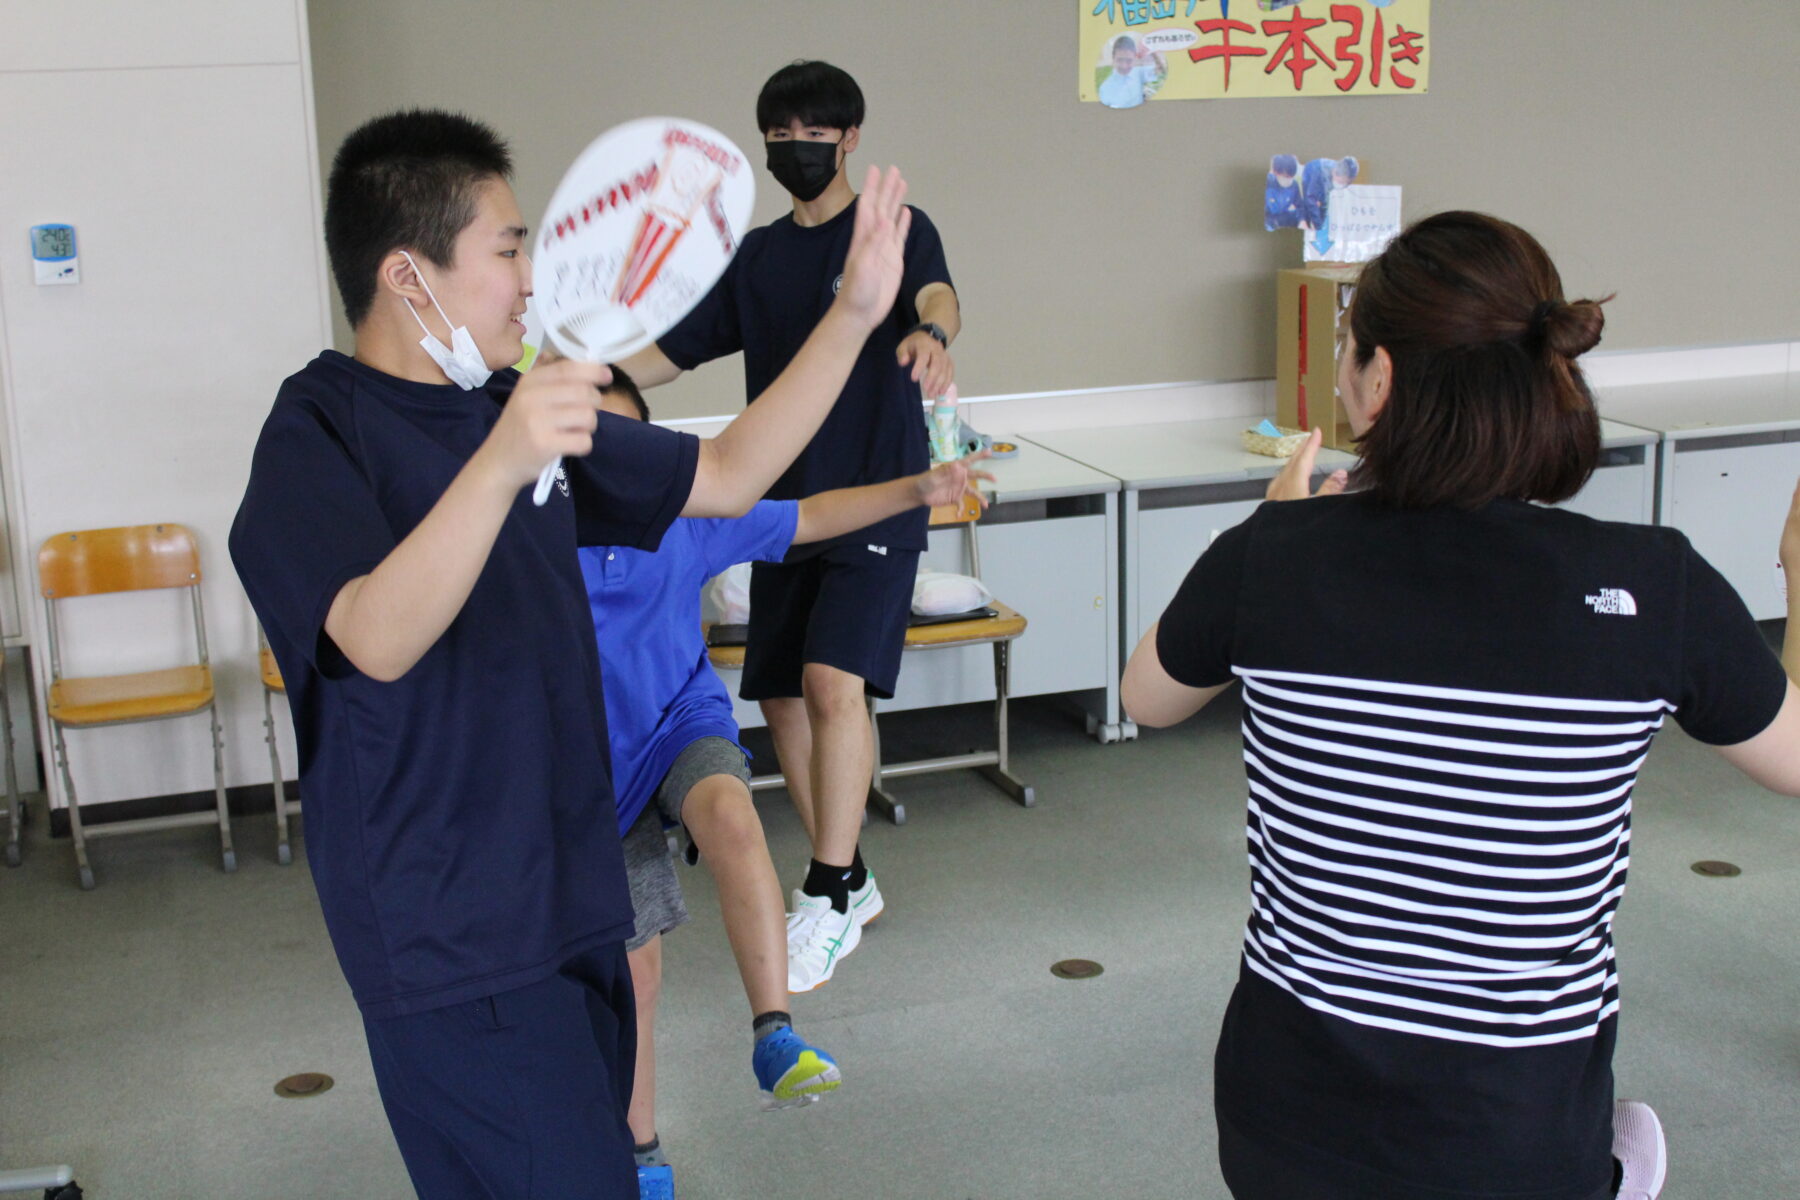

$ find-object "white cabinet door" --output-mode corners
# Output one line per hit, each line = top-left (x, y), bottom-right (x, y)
(1560, 462), (1652, 525)
(1670, 441), (1800, 620)
(1134, 499), (1261, 647)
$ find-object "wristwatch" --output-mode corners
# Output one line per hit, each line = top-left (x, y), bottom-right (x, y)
(909, 321), (948, 347)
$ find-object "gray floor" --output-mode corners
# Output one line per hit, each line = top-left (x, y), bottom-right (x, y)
(3, 690), (1798, 1199)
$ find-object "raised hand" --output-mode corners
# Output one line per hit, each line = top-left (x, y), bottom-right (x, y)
(1265, 427), (1349, 502)
(834, 165), (911, 331)
(913, 449), (995, 509)
(1782, 476), (1800, 582)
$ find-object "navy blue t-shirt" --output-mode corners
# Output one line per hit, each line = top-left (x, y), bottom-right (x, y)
(229, 350), (698, 1019)
(658, 200), (952, 558)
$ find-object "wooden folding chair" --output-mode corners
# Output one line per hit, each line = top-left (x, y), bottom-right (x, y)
(861, 492), (1034, 824)
(38, 524), (233, 889)
(259, 626), (299, 865)
(707, 492), (1035, 826)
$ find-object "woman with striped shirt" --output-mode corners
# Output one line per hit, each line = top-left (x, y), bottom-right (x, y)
(1124, 211), (1800, 1200)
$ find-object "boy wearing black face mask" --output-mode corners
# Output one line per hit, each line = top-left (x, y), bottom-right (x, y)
(624, 60), (960, 993)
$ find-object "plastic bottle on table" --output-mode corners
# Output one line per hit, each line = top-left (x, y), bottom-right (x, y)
(928, 383), (962, 463)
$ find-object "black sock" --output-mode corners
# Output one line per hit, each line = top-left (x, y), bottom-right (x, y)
(802, 857), (853, 913)
(845, 846), (868, 892)
(633, 1137), (667, 1169)
(753, 1010), (792, 1042)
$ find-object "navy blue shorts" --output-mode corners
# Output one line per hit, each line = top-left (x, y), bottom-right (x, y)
(741, 542), (920, 701)
(361, 942), (638, 1199)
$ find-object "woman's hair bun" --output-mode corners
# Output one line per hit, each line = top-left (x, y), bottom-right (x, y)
(1540, 297), (1606, 359)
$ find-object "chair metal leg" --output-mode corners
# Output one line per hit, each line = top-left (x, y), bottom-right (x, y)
(864, 696), (906, 826)
(0, 1164), (75, 1191)
(209, 706), (236, 873)
(1, 672), (19, 868)
(52, 722), (94, 890)
(264, 690), (292, 865)
(976, 640), (1035, 808)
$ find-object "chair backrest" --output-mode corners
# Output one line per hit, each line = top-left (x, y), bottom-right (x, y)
(928, 491), (983, 529)
(39, 525), (201, 599)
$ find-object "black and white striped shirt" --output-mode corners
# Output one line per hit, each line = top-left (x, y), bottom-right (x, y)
(1156, 494), (1785, 1199)
(1239, 666), (1658, 1047)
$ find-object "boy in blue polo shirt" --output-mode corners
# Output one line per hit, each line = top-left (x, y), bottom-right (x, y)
(623, 61), (961, 993)
(229, 109), (913, 1199)
(586, 369), (990, 1192)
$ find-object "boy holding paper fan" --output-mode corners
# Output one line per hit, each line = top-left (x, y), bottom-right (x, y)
(624, 60), (962, 993)
(230, 108), (914, 1199)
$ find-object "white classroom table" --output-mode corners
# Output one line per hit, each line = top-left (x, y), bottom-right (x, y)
(1022, 415), (1669, 741)
(1558, 419), (1660, 527)
(1599, 373), (1800, 619)
(1019, 417), (1358, 741)
(719, 439), (1125, 737)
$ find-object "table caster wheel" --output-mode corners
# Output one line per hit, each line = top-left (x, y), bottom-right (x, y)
(222, 849), (238, 873)
(79, 865), (95, 890)
(47, 1181), (85, 1200)
(5, 842), (19, 867)
(1121, 720), (1139, 741)
(277, 843), (293, 866)
(1097, 722), (1122, 744)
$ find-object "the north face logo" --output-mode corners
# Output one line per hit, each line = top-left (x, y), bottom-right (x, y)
(1584, 589), (1637, 616)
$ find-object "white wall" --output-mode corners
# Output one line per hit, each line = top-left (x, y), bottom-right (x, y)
(0, 0), (329, 808)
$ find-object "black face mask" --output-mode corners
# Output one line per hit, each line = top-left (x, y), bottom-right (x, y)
(765, 139), (839, 202)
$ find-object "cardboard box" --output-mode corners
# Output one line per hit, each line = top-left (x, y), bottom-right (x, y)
(1275, 265), (1360, 451)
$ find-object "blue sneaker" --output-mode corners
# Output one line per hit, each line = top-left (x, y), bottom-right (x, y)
(637, 1163), (674, 1200)
(752, 1026), (842, 1110)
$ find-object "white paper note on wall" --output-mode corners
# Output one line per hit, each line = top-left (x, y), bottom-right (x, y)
(1305, 185), (1402, 264)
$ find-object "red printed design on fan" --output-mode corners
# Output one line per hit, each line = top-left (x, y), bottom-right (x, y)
(614, 137), (731, 306)
(545, 162), (660, 243)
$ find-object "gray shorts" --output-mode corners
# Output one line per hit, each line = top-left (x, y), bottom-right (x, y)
(622, 736), (753, 952)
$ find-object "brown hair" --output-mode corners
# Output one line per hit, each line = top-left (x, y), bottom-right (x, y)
(1348, 211), (1610, 509)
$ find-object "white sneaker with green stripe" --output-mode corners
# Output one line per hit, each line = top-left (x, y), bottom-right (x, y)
(786, 889), (861, 993)
(849, 872), (884, 928)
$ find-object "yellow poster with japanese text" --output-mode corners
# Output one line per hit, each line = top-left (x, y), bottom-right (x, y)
(1081, 0), (1430, 105)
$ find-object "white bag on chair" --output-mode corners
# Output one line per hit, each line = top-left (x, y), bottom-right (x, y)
(703, 562), (753, 626)
(912, 569), (993, 617)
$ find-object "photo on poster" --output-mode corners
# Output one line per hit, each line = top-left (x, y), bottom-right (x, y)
(1095, 32), (1169, 108)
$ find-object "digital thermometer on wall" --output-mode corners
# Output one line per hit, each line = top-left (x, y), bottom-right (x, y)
(30, 223), (79, 285)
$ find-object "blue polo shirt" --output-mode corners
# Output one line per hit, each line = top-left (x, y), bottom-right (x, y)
(658, 199), (952, 559)
(229, 350), (699, 1019)
(579, 500), (798, 833)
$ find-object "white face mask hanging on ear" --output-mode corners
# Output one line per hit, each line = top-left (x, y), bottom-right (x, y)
(399, 251), (493, 390)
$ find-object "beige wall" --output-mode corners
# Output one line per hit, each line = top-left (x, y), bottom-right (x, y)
(309, 1), (1800, 421)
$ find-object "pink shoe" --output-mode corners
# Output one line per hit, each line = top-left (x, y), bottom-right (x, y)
(1613, 1099), (1667, 1200)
